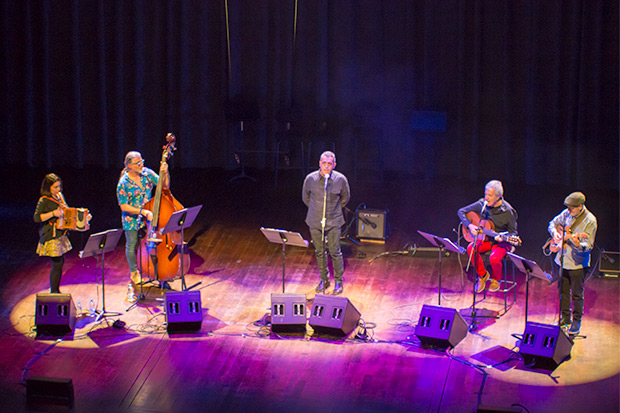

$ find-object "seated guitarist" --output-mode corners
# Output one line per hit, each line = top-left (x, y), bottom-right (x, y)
(457, 180), (519, 293)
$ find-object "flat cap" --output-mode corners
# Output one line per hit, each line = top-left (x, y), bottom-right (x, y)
(564, 191), (586, 207)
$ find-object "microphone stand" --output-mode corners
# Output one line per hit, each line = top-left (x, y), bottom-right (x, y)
(319, 174), (329, 293)
(463, 202), (496, 331)
(557, 212), (568, 328)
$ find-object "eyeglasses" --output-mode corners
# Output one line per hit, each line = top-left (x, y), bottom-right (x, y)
(131, 159), (145, 166)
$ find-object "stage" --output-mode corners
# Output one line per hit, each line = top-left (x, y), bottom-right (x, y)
(0, 168), (618, 412)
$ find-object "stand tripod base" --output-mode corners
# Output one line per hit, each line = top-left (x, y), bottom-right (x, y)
(94, 309), (122, 323)
(459, 307), (499, 331)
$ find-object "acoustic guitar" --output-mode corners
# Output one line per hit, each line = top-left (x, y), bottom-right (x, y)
(464, 211), (522, 246)
(549, 224), (589, 253)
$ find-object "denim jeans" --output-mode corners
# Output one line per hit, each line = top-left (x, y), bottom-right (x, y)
(125, 229), (139, 273)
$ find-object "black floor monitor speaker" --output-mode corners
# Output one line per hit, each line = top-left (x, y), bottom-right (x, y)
(356, 209), (388, 241)
(165, 290), (202, 333)
(309, 294), (361, 337)
(519, 322), (573, 370)
(271, 293), (307, 335)
(415, 305), (468, 349)
(26, 376), (74, 406)
(34, 293), (76, 337)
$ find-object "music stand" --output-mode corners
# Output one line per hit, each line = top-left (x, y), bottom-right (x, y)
(417, 231), (465, 306)
(79, 228), (123, 322)
(260, 227), (309, 293)
(161, 205), (203, 291)
(507, 252), (552, 327)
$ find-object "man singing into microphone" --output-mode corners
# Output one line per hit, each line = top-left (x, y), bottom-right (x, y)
(457, 180), (518, 293)
(302, 151), (350, 295)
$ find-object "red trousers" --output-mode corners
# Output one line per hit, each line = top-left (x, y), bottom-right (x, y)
(467, 240), (511, 281)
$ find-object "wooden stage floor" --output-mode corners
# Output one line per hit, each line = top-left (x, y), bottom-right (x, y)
(0, 168), (618, 412)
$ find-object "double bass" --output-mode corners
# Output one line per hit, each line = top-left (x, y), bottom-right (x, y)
(140, 133), (189, 282)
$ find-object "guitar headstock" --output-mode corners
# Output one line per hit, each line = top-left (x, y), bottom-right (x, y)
(506, 235), (522, 246)
(498, 231), (522, 246)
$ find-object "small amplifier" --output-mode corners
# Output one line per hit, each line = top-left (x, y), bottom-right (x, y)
(356, 209), (389, 242)
(600, 251), (619, 277)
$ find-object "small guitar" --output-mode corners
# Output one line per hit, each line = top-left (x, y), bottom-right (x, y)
(464, 211), (522, 246)
(549, 225), (589, 253)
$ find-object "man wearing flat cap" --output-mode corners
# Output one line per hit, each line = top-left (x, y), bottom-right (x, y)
(547, 191), (597, 335)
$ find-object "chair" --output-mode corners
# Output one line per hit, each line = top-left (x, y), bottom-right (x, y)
(457, 222), (517, 316)
(481, 249), (517, 316)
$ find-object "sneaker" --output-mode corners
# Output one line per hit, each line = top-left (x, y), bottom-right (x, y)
(333, 282), (343, 295)
(315, 280), (330, 293)
(475, 272), (491, 293)
(488, 279), (500, 292)
(568, 321), (581, 335)
(130, 270), (142, 285)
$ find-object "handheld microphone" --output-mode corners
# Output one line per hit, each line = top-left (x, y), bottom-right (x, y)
(324, 173), (330, 188)
(359, 216), (377, 229)
(481, 200), (488, 212)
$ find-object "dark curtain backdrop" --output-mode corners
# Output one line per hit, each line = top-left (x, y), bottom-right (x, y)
(1, 0), (618, 188)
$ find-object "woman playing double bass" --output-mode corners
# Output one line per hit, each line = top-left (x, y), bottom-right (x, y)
(116, 151), (170, 285)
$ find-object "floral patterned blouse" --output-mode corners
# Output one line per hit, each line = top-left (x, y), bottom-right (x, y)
(116, 167), (159, 231)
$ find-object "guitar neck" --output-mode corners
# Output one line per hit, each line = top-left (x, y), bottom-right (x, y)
(481, 227), (501, 239)
(481, 227), (520, 245)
